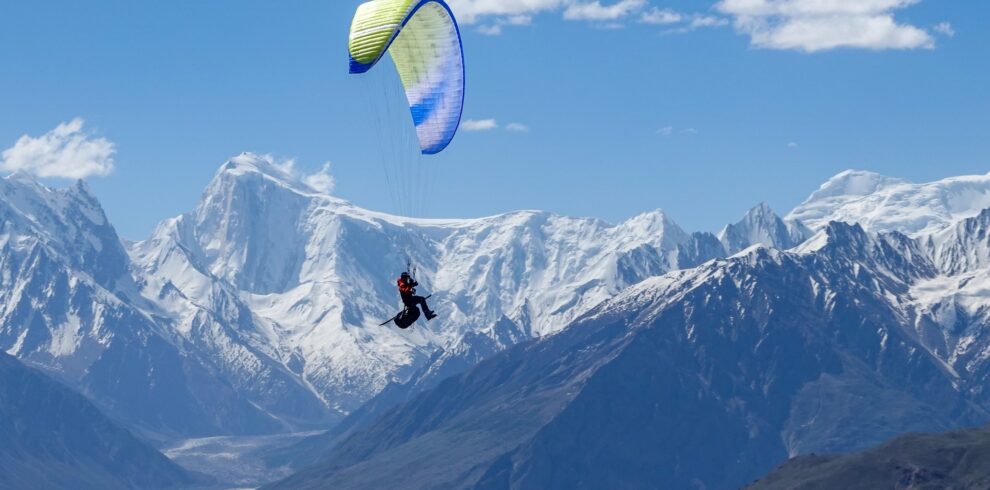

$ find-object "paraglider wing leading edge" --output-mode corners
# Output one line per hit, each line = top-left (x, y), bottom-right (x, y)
(348, 0), (465, 155)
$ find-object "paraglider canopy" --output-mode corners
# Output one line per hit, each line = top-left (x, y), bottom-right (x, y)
(348, 0), (465, 155)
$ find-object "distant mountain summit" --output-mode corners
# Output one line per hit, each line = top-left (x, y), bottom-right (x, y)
(790, 169), (990, 235)
(719, 202), (811, 254)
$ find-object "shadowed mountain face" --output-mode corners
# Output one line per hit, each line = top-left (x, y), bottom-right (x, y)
(267, 221), (990, 490)
(750, 425), (990, 489)
(0, 352), (195, 490)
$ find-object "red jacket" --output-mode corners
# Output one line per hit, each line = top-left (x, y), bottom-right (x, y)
(397, 277), (415, 296)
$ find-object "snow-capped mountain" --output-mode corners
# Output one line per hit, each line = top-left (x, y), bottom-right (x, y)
(0, 172), (333, 438)
(4, 153), (807, 439)
(131, 153), (773, 416)
(269, 220), (990, 490)
(8, 156), (987, 445)
(718, 202), (811, 254)
(789, 169), (990, 236)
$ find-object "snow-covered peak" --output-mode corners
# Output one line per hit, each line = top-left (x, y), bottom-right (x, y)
(617, 209), (691, 249)
(789, 170), (990, 236)
(808, 170), (908, 200)
(204, 153), (354, 209)
(217, 152), (302, 187)
(623, 208), (675, 231)
(633, 208), (684, 232)
(202, 153), (446, 230)
(0, 173), (127, 287)
(125, 154), (732, 411)
(719, 203), (811, 254)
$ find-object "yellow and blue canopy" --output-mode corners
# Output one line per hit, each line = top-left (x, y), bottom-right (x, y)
(348, 0), (465, 155)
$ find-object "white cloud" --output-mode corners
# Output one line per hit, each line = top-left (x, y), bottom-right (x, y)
(689, 15), (729, 29)
(271, 156), (297, 175)
(639, 7), (730, 33)
(303, 162), (336, 194)
(476, 14), (533, 35)
(1, 118), (115, 179)
(450, 0), (566, 24)
(716, 0), (936, 52)
(933, 22), (955, 37)
(641, 8), (683, 25)
(659, 14), (730, 34)
(452, 0), (650, 32)
(788, 141), (799, 148)
(451, 1), (733, 34)
(564, 0), (646, 21)
(477, 23), (505, 35)
(462, 119), (530, 132)
(462, 119), (499, 131)
(658, 126), (697, 136)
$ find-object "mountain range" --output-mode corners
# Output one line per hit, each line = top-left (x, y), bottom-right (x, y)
(1, 152), (818, 439)
(267, 209), (990, 489)
(4, 155), (990, 487)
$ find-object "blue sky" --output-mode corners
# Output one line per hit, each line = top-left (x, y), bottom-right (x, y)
(1, 0), (988, 239)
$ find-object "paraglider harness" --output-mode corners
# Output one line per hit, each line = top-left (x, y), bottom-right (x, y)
(380, 265), (433, 329)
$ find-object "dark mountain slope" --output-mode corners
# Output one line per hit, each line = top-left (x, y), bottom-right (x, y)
(0, 352), (196, 490)
(750, 425), (990, 489)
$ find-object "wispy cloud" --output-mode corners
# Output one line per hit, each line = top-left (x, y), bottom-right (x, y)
(462, 119), (500, 131)
(450, 0), (565, 24)
(657, 126), (697, 137)
(564, 0), (646, 21)
(303, 162), (335, 194)
(453, 0), (945, 50)
(689, 15), (729, 29)
(933, 22), (955, 37)
(657, 13), (730, 34)
(1, 118), (115, 179)
(476, 14), (533, 36)
(462, 119), (532, 133)
(455, 0), (651, 33)
(640, 7), (682, 25)
(477, 24), (504, 35)
(716, 0), (937, 52)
